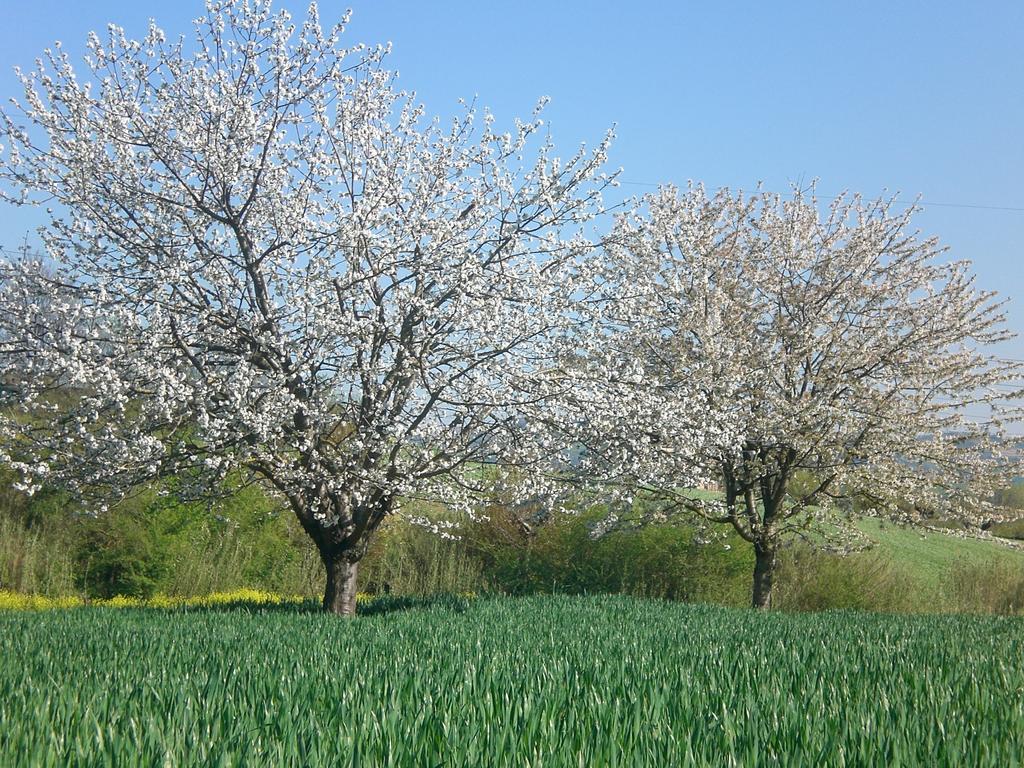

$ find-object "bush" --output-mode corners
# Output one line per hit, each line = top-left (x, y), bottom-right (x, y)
(993, 481), (1024, 511)
(76, 514), (171, 599)
(774, 545), (920, 613)
(941, 557), (1024, 614)
(0, 474), (325, 600)
(6, 460), (1024, 617)
(156, 482), (321, 598)
(464, 506), (753, 605)
(0, 514), (77, 596)
(359, 508), (485, 597)
(0, 469), (78, 596)
(989, 519), (1024, 541)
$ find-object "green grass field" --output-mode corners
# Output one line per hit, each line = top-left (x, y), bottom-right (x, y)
(2, 595), (1023, 766)
(856, 517), (1024, 593)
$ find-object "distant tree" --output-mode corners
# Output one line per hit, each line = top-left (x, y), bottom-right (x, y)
(0, 0), (615, 614)
(569, 184), (1022, 609)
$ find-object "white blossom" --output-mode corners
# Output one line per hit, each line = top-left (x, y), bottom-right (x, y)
(564, 183), (1022, 607)
(0, 0), (617, 611)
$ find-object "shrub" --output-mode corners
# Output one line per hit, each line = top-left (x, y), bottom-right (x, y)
(989, 519), (1024, 541)
(941, 557), (1024, 614)
(774, 545), (920, 613)
(359, 508), (485, 597)
(0, 470), (78, 596)
(464, 506), (752, 605)
(993, 481), (1024, 510)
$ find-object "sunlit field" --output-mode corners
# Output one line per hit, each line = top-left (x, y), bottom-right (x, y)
(2, 595), (1022, 766)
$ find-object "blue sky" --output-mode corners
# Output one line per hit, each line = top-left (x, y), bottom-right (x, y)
(2, 1), (1022, 366)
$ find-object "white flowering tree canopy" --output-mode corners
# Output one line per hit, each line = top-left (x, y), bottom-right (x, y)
(0, 0), (616, 613)
(570, 184), (1022, 607)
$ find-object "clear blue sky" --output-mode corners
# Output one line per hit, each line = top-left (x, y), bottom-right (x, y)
(2, 1), (1022, 365)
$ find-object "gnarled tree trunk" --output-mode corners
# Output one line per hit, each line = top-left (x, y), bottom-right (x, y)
(321, 554), (360, 617)
(287, 489), (391, 616)
(752, 543), (777, 610)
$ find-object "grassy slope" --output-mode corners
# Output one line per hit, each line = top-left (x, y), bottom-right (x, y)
(681, 487), (1024, 593)
(856, 517), (1024, 593)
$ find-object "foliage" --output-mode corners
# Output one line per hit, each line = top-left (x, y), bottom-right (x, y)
(466, 506), (752, 605)
(941, 558), (1024, 615)
(0, 511), (77, 597)
(358, 510), (485, 597)
(1, 596), (1023, 765)
(993, 481), (1024, 510)
(0, 471), (324, 599)
(7, 468), (1024, 615)
(774, 546), (918, 613)
(990, 519), (1024, 541)
(0, 475), (488, 601)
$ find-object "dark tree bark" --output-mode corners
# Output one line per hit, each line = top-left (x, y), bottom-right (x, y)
(751, 542), (777, 610)
(294, 495), (391, 616)
(322, 554), (360, 617)
(720, 455), (790, 610)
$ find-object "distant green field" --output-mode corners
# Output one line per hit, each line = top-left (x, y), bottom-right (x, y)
(856, 517), (1024, 593)
(672, 491), (1024, 597)
(2, 595), (1022, 766)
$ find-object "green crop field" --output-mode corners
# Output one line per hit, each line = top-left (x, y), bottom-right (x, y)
(2, 596), (1023, 766)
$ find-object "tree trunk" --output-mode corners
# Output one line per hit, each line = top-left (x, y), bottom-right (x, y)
(322, 555), (359, 617)
(751, 543), (777, 610)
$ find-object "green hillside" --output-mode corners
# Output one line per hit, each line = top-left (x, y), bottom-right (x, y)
(856, 517), (1024, 593)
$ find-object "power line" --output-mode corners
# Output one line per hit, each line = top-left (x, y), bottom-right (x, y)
(0, 246), (50, 260)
